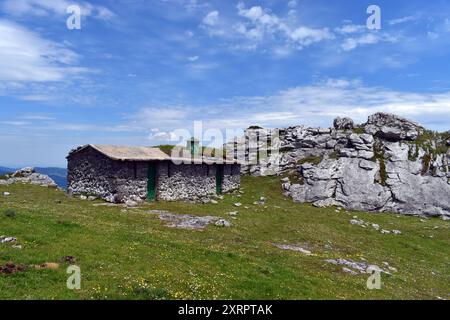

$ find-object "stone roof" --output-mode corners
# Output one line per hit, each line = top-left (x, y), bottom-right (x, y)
(68, 144), (171, 161)
(67, 144), (240, 164)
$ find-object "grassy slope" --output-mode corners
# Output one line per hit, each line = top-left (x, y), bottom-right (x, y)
(0, 176), (448, 300)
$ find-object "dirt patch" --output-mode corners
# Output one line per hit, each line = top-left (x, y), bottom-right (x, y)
(0, 263), (27, 274)
(34, 263), (60, 270)
(61, 256), (76, 264)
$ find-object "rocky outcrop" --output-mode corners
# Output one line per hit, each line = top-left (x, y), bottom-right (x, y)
(226, 113), (450, 219)
(333, 117), (354, 130)
(364, 113), (423, 141)
(0, 167), (57, 188)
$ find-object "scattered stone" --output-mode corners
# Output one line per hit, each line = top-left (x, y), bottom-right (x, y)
(80, 195), (87, 200)
(215, 219), (232, 227)
(210, 199), (218, 204)
(11, 245), (22, 250)
(227, 211), (238, 216)
(350, 219), (364, 226)
(392, 230), (402, 235)
(325, 258), (390, 275)
(125, 199), (138, 207)
(234, 203), (242, 207)
(372, 224), (380, 231)
(342, 267), (358, 275)
(0, 236), (17, 244)
(381, 229), (391, 234)
(87, 196), (96, 201)
(388, 266), (398, 272)
(272, 243), (312, 256)
(147, 210), (222, 230)
(3, 192), (10, 196)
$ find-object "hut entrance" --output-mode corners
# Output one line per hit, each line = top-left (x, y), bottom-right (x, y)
(216, 165), (224, 195)
(147, 163), (156, 201)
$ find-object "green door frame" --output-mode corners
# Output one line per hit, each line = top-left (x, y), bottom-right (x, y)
(216, 165), (224, 195)
(147, 162), (156, 201)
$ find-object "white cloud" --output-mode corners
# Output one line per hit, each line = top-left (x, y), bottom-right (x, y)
(287, 1), (297, 9)
(1, 0), (115, 21)
(341, 33), (398, 51)
(231, 2), (334, 49)
(187, 55), (199, 62)
(19, 94), (55, 101)
(148, 130), (178, 141)
(335, 24), (366, 34)
(288, 26), (334, 46)
(201, 3), (407, 55)
(0, 19), (89, 82)
(389, 15), (417, 26)
(203, 11), (219, 26)
(127, 79), (450, 132)
(5, 80), (449, 139)
(0, 20), (89, 82)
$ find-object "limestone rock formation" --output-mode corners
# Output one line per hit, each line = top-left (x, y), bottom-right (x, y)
(0, 167), (57, 188)
(364, 113), (423, 141)
(333, 117), (354, 130)
(226, 113), (450, 219)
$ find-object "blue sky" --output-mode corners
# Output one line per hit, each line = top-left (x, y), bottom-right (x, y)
(1, 0), (450, 167)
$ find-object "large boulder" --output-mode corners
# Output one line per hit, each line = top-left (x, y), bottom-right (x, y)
(12, 167), (35, 177)
(333, 117), (354, 130)
(364, 112), (424, 141)
(3, 167), (57, 188)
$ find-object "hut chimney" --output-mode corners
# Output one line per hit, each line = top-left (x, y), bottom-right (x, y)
(186, 138), (200, 156)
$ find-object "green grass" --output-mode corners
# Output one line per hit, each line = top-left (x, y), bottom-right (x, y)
(409, 130), (450, 162)
(0, 177), (449, 300)
(353, 127), (366, 134)
(297, 156), (323, 166)
(372, 141), (387, 186)
(154, 144), (224, 158)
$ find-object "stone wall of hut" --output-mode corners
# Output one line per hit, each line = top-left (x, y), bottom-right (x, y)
(67, 147), (240, 203)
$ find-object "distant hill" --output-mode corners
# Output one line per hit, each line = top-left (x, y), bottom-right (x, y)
(0, 166), (67, 189)
(35, 167), (67, 189)
(0, 166), (15, 176)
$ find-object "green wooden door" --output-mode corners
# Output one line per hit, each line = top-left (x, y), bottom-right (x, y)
(216, 165), (224, 195)
(147, 163), (156, 201)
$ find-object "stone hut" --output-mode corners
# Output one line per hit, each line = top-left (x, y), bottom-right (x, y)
(66, 144), (240, 203)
